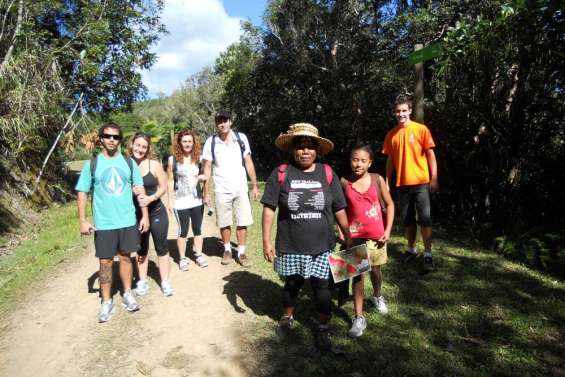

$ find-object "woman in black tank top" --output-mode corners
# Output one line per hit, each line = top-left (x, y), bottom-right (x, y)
(128, 133), (174, 297)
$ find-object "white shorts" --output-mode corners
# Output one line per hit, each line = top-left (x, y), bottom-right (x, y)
(214, 191), (253, 228)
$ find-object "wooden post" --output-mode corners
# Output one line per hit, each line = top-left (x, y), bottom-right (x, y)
(414, 44), (425, 123)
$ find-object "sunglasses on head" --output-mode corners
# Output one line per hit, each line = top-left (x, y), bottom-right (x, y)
(101, 133), (122, 141)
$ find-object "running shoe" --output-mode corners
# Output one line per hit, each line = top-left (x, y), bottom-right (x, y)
(135, 279), (149, 296)
(237, 254), (252, 267)
(221, 251), (233, 265)
(161, 280), (174, 297)
(122, 291), (140, 312)
(276, 315), (294, 338)
(98, 299), (114, 323)
(194, 254), (208, 268)
(369, 296), (389, 315)
(403, 250), (419, 263)
(179, 257), (189, 271)
(347, 315), (367, 338)
(316, 327), (334, 351)
(423, 254), (435, 271)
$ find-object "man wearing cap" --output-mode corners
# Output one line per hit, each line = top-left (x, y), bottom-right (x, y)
(202, 110), (259, 267)
(382, 95), (438, 271)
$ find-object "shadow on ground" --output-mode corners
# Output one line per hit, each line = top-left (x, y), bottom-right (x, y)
(238, 241), (565, 377)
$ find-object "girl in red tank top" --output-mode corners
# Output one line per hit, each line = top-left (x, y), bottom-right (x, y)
(342, 145), (395, 338)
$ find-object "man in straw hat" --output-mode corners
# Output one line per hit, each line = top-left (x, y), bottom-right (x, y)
(202, 110), (259, 267)
(261, 123), (351, 352)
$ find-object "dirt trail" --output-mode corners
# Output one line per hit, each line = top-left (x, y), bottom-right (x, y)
(0, 209), (263, 377)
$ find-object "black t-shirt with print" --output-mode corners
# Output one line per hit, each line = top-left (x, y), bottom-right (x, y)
(261, 163), (347, 255)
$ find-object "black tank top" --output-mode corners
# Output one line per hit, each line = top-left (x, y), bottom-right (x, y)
(135, 160), (164, 217)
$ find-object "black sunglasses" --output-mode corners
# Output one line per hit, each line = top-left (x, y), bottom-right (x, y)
(101, 133), (122, 141)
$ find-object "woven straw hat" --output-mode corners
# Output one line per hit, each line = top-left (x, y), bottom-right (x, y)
(275, 123), (334, 155)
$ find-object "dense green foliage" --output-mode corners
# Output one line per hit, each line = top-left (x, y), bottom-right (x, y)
(214, 0), (564, 268)
(0, 0), (165, 206)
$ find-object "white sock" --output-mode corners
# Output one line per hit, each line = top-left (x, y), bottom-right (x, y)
(424, 250), (432, 258)
(224, 243), (231, 252)
(238, 245), (246, 256)
(408, 247), (417, 254)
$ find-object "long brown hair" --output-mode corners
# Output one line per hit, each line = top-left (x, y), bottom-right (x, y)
(127, 132), (153, 160)
(173, 129), (200, 164)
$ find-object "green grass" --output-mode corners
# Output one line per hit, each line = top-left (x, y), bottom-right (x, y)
(235, 183), (565, 377)
(0, 203), (89, 316)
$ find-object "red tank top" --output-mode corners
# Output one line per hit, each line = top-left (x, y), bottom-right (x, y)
(344, 179), (385, 240)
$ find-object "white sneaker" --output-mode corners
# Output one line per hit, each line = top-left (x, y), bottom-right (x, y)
(135, 279), (149, 296)
(370, 296), (389, 315)
(194, 254), (208, 268)
(98, 299), (114, 323)
(179, 257), (189, 272)
(161, 280), (174, 296)
(122, 291), (140, 312)
(347, 316), (367, 338)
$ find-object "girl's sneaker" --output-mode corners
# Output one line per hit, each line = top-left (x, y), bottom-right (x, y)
(347, 315), (367, 338)
(370, 295), (389, 314)
(179, 257), (189, 271)
(161, 280), (174, 296)
(194, 254), (208, 268)
(135, 279), (149, 296)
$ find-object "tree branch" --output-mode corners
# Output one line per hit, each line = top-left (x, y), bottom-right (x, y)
(0, 0), (23, 73)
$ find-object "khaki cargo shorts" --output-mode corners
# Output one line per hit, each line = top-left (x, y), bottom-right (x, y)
(367, 239), (388, 266)
(214, 191), (253, 228)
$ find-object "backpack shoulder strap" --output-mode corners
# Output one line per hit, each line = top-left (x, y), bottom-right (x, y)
(126, 156), (133, 185)
(90, 156), (97, 189)
(340, 176), (349, 191)
(172, 156), (178, 190)
(211, 135), (218, 166)
(370, 173), (386, 210)
(278, 163), (289, 187)
(234, 132), (246, 167)
(322, 163), (333, 185)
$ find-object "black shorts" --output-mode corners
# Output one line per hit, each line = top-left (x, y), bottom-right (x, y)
(94, 225), (140, 259)
(397, 184), (432, 227)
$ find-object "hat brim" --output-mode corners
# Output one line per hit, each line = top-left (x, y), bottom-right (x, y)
(275, 134), (334, 155)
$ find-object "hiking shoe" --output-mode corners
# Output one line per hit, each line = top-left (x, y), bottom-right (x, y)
(369, 296), (389, 315)
(347, 316), (367, 338)
(276, 315), (294, 338)
(135, 279), (149, 296)
(98, 300), (114, 323)
(316, 327), (334, 351)
(161, 280), (174, 297)
(221, 251), (233, 265)
(122, 291), (140, 312)
(423, 255), (435, 271)
(194, 254), (208, 268)
(403, 250), (419, 263)
(237, 254), (252, 267)
(179, 257), (189, 271)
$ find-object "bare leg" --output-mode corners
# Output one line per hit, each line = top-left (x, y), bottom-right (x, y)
(99, 258), (113, 300)
(235, 226), (247, 248)
(421, 226), (432, 251)
(352, 274), (365, 317)
(370, 265), (382, 297)
(406, 224), (418, 249)
(157, 255), (170, 282)
(118, 253), (133, 292)
(176, 237), (187, 260)
(193, 235), (203, 255)
(137, 255), (149, 281)
(220, 226), (231, 245)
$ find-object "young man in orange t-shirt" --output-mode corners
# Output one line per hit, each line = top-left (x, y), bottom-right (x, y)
(382, 95), (438, 270)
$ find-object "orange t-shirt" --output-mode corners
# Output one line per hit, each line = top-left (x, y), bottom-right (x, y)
(382, 121), (435, 187)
